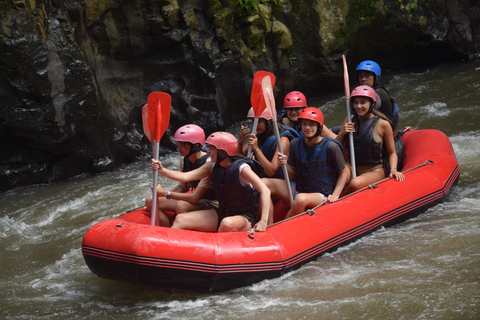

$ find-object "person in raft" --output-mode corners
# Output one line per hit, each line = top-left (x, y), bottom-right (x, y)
(356, 60), (400, 131)
(336, 85), (404, 194)
(276, 91), (307, 138)
(263, 107), (350, 219)
(151, 131), (271, 232)
(238, 107), (295, 179)
(278, 90), (337, 140)
(146, 124), (217, 227)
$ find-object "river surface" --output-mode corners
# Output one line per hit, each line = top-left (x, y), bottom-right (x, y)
(1, 60), (479, 319)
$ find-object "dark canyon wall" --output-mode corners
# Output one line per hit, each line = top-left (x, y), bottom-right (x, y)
(0, 0), (478, 191)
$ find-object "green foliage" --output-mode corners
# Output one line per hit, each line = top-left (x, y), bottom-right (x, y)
(350, 0), (379, 24)
(236, 0), (277, 16)
(406, 1), (418, 11)
(236, 0), (258, 15)
(395, 0), (419, 12)
(289, 55), (297, 66)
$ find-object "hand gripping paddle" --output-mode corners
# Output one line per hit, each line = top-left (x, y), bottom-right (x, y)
(262, 75), (294, 206)
(342, 55), (357, 178)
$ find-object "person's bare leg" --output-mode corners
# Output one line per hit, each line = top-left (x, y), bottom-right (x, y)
(285, 193), (325, 219)
(145, 195), (174, 227)
(171, 209), (218, 232)
(218, 216), (252, 232)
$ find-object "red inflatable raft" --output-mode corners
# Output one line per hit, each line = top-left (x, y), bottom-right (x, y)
(82, 129), (459, 292)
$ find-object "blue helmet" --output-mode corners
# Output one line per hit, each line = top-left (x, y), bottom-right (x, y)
(356, 60), (381, 78)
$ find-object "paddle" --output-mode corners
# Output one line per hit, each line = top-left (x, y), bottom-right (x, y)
(146, 92), (171, 226)
(247, 71), (276, 158)
(342, 55), (357, 178)
(262, 75), (294, 206)
(142, 104), (154, 145)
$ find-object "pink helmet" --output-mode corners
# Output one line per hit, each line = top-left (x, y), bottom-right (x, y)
(173, 124), (205, 145)
(247, 107), (272, 120)
(350, 85), (377, 105)
(206, 132), (238, 156)
(283, 91), (307, 108)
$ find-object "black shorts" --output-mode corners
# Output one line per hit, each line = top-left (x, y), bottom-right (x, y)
(214, 207), (258, 228)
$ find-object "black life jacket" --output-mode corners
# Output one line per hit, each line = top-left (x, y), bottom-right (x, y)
(209, 157), (264, 220)
(346, 115), (383, 167)
(383, 130), (406, 177)
(183, 153), (216, 200)
(374, 84), (400, 131)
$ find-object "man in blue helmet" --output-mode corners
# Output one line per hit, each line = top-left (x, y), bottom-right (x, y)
(356, 60), (399, 131)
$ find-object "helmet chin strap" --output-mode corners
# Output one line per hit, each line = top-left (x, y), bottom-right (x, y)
(185, 143), (201, 158)
(306, 125), (323, 142)
(217, 149), (229, 163)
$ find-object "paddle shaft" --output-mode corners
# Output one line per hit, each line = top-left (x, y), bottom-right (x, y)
(151, 141), (160, 226)
(342, 55), (357, 178)
(345, 99), (357, 178)
(247, 118), (259, 158)
(272, 120), (294, 205)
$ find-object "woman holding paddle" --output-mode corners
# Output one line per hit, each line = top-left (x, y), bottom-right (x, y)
(146, 124), (217, 227)
(238, 107), (295, 179)
(152, 132), (271, 232)
(336, 85), (404, 194)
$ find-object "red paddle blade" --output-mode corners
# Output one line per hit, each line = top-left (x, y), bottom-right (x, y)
(142, 104), (154, 146)
(147, 92), (171, 142)
(261, 75), (277, 119)
(342, 55), (350, 99)
(251, 71), (275, 117)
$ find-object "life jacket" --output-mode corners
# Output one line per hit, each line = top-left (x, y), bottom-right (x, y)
(209, 157), (264, 219)
(346, 115), (383, 166)
(389, 99), (400, 131)
(383, 130), (406, 177)
(294, 135), (342, 195)
(277, 109), (301, 138)
(374, 84), (400, 131)
(183, 153), (216, 200)
(259, 129), (295, 179)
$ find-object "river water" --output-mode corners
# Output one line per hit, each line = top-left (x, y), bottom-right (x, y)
(1, 60), (479, 319)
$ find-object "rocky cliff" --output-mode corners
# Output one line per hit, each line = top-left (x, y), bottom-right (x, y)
(0, 0), (478, 191)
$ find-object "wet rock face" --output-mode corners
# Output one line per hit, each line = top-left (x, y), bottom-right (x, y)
(0, 0), (478, 191)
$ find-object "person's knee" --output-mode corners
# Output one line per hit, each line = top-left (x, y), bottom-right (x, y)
(293, 193), (309, 206)
(175, 201), (189, 214)
(218, 217), (237, 232)
(348, 177), (364, 191)
(145, 195), (152, 211)
(171, 213), (188, 229)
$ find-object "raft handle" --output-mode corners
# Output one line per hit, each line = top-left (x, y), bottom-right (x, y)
(306, 209), (316, 216)
(116, 223), (124, 228)
(368, 184), (377, 189)
(247, 229), (255, 240)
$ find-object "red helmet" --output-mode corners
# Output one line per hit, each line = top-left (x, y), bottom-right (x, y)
(247, 107), (272, 120)
(350, 85), (377, 106)
(173, 124), (205, 145)
(206, 132), (238, 156)
(298, 107), (324, 126)
(283, 91), (307, 108)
